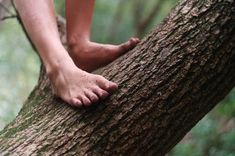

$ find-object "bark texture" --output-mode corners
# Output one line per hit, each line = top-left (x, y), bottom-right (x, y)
(0, 0), (235, 155)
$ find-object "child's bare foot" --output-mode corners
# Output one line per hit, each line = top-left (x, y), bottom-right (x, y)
(48, 61), (117, 107)
(68, 37), (140, 72)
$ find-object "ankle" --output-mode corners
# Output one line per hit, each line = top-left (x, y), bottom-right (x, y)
(67, 34), (89, 49)
(46, 56), (77, 79)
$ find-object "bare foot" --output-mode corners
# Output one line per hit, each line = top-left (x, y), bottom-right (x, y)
(48, 61), (118, 107)
(68, 37), (140, 72)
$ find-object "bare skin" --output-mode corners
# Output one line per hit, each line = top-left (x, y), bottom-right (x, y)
(15, 0), (139, 107)
(66, 0), (139, 72)
(68, 38), (140, 72)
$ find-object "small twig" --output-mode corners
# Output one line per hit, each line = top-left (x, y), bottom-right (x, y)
(0, 1), (17, 21)
(0, 15), (17, 21)
(0, 2), (14, 15)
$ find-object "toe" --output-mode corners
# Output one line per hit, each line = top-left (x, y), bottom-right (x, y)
(128, 37), (140, 47)
(119, 37), (140, 52)
(131, 37), (140, 44)
(106, 82), (118, 93)
(70, 98), (83, 107)
(85, 91), (99, 103)
(96, 76), (118, 92)
(81, 96), (92, 106)
(93, 87), (109, 100)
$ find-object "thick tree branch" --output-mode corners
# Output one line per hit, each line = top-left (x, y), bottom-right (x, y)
(0, 0), (234, 155)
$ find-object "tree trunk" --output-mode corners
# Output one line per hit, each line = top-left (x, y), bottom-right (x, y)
(0, 0), (235, 155)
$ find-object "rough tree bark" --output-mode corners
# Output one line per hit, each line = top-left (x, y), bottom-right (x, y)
(0, 0), (235, 155)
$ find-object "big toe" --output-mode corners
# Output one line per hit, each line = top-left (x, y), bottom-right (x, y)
(119, 37), (140, 52)
(129, 37), (140, 45)
(97, 76), (118, 93)
(108, 82), (118, 92)
(70, 98), (83, 107)
(103, 81), (118, 93)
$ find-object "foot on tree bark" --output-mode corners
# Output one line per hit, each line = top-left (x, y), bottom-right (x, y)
(48, 61), (117, 107)
(68, 37), (140, 72)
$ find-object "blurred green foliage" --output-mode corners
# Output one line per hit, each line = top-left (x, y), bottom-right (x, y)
(170, 90), (235, 156)
(0, 19), (39, 129)
(0, 0), (234, 155)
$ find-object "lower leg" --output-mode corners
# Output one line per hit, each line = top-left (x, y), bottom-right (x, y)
(15, 0), (117, 107)
(66, 0), (94, 42)
(66, 0), (140, 72)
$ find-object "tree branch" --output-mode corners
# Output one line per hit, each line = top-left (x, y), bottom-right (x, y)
(0, 15), (17, 21)
(0, 1), (16, 21)
(0, 0), (234, 155)
(0, 2), (14, 15)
